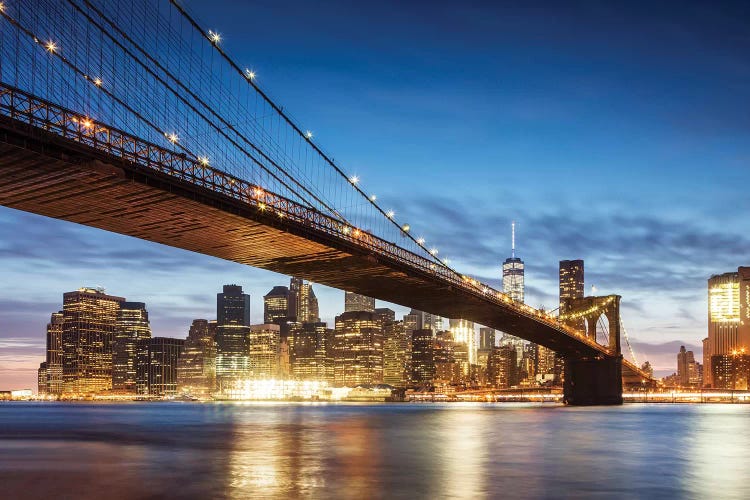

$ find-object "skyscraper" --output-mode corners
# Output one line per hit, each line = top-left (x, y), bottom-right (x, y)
(479, 327), (495, 351)
(291, 321), (334, 381)
(248, 323), (281, 378)
(449, 318), (476, 367)
(705, 272), (740, 387)
(502, 222), (524, 303)
(37, 362), (47, 396)
(345, 291), (375, 312)
(45, 312), (64, 395)
(411, 328), (435, 385)
(290, 277), (319, 323)
(383, 321), (409, 387)
(113, 302), (152, 393)
(215, 284), (251, 382)
(333, 311), (383, 386)
(176, 319), (217, 397)
(136, 337), (184, 396)
(263, 286), (290, 325)
(559, 260), (585, 306)
(61, 288), (125, 394)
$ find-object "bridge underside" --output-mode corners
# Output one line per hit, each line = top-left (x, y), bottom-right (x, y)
(0, 118), (643, 391)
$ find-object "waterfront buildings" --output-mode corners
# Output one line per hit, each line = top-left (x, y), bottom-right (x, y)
(383, 320), (409, 387)
(263, 286), (291, 325)
(44, 312), (64, 395)
(345, 291), (375, 312)
(291, 321), (334, 381)
(136, 337), (184, 396)
(248, 323), (281, 378)
(112, 302), (152, 393)
(291, 277), (320, 323)
(705, 272), (740, 386)
(677, 345), (702, 387)
(176, 319), (217, 397)
(61, 288), (125, 394)
(215, 284), (251, 382)
(711, 352), (750, 390)
(333, 311), (383, 386)
(411, 328), (434, 385)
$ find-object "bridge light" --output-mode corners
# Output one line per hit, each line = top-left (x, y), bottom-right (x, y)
(252, 187), (264, 198)
(386, 210), (395, 218)
(93, 77), (102, 87)
(417, 237), (425, 245)
(353, 229), (361, 237)
(165, 132), (179, 144)
(0, 3), (5, 12)
(45, 40), (57, 53)
(401, 224), (410, 233)
(443, 258), (450, 265)
(81, 118), (93, 129)
(304, 130), (314, 139)
(349, 175), (359, 185)
(208, 30), (222, 44)
(198, 156), (210, 166)
(369, 194), (377, 202)
(245, 68), (257, 80)
(430, 248), (438, 255)
(258, 202), (267, 211)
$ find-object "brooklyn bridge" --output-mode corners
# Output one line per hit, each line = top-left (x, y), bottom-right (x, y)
(0, 0), (652, 404)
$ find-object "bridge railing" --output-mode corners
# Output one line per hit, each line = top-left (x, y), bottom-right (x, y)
(0, 81), (613, 357)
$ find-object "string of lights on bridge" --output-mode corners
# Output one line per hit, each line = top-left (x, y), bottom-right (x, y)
(0, 0), (644, 376)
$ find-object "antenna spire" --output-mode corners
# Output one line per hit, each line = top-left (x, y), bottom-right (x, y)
(511, 221), (516, 258)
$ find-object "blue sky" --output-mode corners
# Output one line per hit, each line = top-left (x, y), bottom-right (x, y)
(2, 0), (750, 387)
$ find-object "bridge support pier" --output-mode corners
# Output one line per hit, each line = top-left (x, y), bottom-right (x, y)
(563, 355), (623, 406)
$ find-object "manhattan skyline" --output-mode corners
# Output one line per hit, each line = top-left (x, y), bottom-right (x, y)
(3, 0), (750, 389)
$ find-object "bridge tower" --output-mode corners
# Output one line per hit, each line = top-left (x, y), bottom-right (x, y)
(560, 295), (623, 405)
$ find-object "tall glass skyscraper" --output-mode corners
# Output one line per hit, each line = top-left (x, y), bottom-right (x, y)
(705, 272), (740, 387)
(113, 302), (152, 393)
(45, 311), (64, 395)
(215, 284), (251, 383)
(61, 288), (125, 395)
(502, 223), (524, 303)
(176, 319), (217, 397)
(333, 311), (383, 386)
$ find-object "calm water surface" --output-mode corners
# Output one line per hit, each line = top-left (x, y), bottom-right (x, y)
(0, 402), (747, 499)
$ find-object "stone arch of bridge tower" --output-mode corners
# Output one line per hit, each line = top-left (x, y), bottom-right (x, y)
(561, 295), (621, 355)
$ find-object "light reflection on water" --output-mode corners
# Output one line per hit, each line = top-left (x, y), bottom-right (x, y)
(2, 402), (750, 498)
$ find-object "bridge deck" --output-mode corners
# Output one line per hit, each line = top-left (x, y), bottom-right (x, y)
(0, 89), (647, 379)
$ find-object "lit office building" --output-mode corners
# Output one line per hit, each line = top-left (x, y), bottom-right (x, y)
(559, 260), (585, 303)
(62, 288), (125, 394)
(334, 311), (383, 386)
(263, 286), (291, 325)
(113, 302), (152, 393)
(705, 272), (740, 387)
(45, 312), (64, 395)
(345, 291), (375, 312)
(383, 321), (409, 387)
(502, 223), (524, 303)
(711, 353), (750, 390)
(290, 277), (320, 323)
(249, 323), (281, 378)
(291, 322), (334, 381)
(176, 319), (217, 397)
(37, 362), (47, 396)
(215, 284), (251, 382)
(411, 328), (435, 385)
(449, 318), (476, 366)
(136, 337), (184, 396)
(487, 345), (517, 388)
(479, 327), (495, 350)
(677, 345), (702, 387)
(560, 259), (585, 330)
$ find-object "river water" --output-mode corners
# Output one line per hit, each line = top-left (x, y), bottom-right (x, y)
(0, 402), (747, 499)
